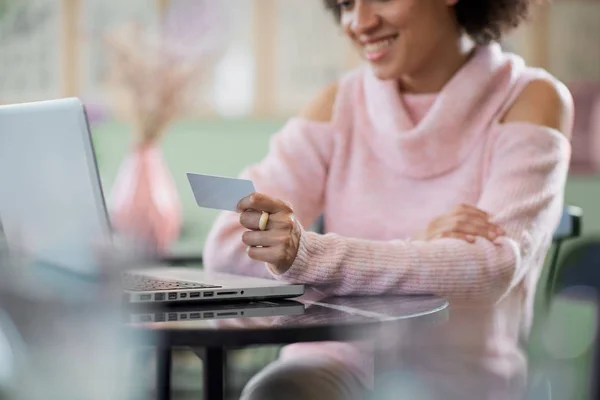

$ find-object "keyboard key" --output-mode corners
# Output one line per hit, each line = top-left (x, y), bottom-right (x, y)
(123, 275), (222, 292)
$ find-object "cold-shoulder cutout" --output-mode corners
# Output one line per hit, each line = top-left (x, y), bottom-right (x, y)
(501, 78), (574, 137)
(298, 83), (339, 123)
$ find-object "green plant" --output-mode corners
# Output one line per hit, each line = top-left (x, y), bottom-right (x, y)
(0, 0), (8, 20)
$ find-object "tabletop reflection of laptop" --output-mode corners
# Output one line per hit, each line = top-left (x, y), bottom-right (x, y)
(129, 300), (305, 324)
(0, 98), (304, 303)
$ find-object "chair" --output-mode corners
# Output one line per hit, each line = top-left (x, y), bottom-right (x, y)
(527, 206), (584, 400)
(544, 205), (583, 308)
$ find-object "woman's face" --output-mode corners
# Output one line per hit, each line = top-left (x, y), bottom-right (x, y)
(339, 0), (460, 81)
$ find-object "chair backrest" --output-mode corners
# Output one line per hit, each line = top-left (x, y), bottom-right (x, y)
(543, 205), (583, 309)
(553, 205), (582, 241)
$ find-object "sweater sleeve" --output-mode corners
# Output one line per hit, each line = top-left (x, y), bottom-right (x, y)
(202, 118), (335, 279)
(271, 123), (572, 300)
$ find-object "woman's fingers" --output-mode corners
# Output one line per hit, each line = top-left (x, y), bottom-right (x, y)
(242, 230), (287, 247)
(456, 205), (504, 235)
(246, 246), (281, 268)
(236, 192), (301, 274)
(440, 232), (476, 243)
(466, 217), (504, 236)
(424, 204), (505, 244)
(240, 210), (274, 231)
(237, 193), (292, 214)
(470, 217), (505, 237)
(433, 216), (504, 242)
(454, 203), (490, 220)
(451, 219), (503, 241)
(246, 243), (298, 274)
(239, 209), (295, 231)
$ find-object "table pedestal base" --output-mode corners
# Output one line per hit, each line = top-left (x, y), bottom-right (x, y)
(156, 347), (172, 400)
(202, 347), (226, 400)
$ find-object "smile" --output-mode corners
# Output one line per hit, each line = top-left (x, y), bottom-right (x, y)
(363, 35), (398, 61)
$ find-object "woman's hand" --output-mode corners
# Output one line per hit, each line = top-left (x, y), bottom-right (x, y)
(417, 204), (505, 243)
(237, 193), (302, 274)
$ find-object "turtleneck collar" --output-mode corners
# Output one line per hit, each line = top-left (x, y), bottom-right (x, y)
(362, 43), (525, 178)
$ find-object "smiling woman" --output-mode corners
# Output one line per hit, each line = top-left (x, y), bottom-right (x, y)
(323, 0), (532, 44)
(203, 0), (573, 398)
(323, 0), (535, 90)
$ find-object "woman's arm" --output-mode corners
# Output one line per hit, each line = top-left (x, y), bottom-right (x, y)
(202, 84), (339, 278)
(261, 79), (574, 300)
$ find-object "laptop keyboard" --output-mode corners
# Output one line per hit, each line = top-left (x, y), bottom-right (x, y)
(123, 275), (222, 292)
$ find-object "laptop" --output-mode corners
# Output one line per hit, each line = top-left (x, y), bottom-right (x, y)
(0, 98), (304, 303)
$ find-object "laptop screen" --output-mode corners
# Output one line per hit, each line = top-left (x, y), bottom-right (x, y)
(0, 98), (112, 276)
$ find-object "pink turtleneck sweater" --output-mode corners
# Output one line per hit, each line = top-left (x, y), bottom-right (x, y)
(203, 44), (573, 389)
(205, 44), (571, 302)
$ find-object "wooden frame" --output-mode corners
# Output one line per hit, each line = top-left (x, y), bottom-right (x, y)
(60, 0), (81, 97)
(58, 1), (598, 115)
(60, 0), (172, 99)
(252, 0), (278, 117)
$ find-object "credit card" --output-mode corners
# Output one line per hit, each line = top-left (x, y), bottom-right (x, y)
(187, 173), (255, 211)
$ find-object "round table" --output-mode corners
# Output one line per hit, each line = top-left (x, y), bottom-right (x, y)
(129, 290), (449, 400)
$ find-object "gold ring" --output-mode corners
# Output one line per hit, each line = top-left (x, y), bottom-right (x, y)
(259, 211), (270, 231)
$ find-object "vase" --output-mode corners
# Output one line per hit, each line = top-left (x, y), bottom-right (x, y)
(108, 143), (181, 254)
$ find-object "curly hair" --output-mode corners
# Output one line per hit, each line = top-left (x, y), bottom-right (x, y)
(322, 0), (533, 45)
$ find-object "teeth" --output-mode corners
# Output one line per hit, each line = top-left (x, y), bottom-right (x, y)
(364, 37), (396, 54)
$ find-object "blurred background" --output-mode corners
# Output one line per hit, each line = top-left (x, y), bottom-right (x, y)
(0, 0), (599, 255)
(0, 1), (599, 398)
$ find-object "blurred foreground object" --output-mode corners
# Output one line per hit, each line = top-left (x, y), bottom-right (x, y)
(0, 235), (152, 399)
(105, 1), (227, 253)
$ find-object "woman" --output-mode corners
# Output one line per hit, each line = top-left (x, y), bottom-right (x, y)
(204, 0), (573, 398)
